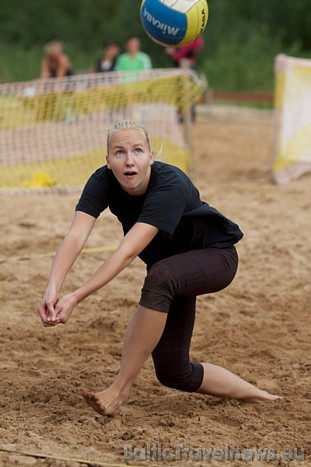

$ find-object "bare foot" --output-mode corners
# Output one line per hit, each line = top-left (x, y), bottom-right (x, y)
(241, 388), (282, 403)
(82, 385), (128, 417)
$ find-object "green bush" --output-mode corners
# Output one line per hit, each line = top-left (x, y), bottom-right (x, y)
(198, 25), (302, 92)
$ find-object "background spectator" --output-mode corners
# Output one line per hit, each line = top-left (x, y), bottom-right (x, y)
(165, 36), (204, 70)
(93, 39), (120, 73)
(115, 35), (152, 72)
(166, 37), (204, 121)
(40, 40), (73, 78)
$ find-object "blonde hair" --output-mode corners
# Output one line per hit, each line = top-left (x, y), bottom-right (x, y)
(107, 120), (152, 152)
(44, 40), (64, 55)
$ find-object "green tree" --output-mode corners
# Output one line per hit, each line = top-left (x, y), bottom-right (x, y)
(0, 0), (310, 88)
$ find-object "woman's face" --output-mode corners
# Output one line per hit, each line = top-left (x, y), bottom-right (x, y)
(106, 128), (154, 196)
(47, 44), (63, 59)
(126, 38), (140, 55)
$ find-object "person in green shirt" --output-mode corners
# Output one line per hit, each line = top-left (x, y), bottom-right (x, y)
(115, 35), (152, 72)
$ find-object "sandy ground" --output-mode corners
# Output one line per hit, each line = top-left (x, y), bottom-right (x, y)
(0, 109), (310, 466)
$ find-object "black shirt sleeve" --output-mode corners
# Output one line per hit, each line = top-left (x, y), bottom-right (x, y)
(138, 186), (186, 235)
(75, 168), (109, 218)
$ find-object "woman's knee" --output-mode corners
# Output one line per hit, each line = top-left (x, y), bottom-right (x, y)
(140, 261), (176, 312)
(144, 261), (175, 291)
(153, 351), (204, 392)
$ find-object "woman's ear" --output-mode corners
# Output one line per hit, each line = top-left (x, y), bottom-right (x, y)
(106, 155), (111, 169)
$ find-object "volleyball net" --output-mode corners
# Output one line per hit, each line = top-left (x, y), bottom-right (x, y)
(272, 54), (311, 184)
(0, 69), (206, 194)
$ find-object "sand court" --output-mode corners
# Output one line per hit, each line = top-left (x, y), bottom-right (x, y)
(0, 109), (310, 466)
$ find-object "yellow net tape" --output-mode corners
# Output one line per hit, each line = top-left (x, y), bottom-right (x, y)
(0, 70), (205, 193)
(0, 245), (116, 264)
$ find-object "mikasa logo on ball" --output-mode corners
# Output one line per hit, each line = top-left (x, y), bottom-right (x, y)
(142, 8), (180, 36)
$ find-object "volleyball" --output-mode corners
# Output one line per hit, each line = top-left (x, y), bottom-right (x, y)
(140, 0), (208, 47)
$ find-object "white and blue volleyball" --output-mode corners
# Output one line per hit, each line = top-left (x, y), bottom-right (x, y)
(140, 0), (208, 47)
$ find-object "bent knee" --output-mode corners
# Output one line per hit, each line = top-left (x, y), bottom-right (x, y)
(140, 261), (175, 312)
(155, 362), (204, 393)
(144, 261), (173, 290)
(156, 372), (193, 392)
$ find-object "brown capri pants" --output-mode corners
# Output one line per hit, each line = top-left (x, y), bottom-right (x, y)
(139, 246), (239, 393)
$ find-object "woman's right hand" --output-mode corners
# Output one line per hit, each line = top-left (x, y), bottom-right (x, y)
(37, 285), (59, 327)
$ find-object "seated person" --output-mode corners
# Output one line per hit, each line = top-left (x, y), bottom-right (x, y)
(40, 40), (73, 79)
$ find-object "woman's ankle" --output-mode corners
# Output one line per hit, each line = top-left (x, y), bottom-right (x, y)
(110, 375), (133, 400)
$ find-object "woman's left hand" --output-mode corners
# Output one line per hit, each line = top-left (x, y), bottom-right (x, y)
(54, 293), (78, 325)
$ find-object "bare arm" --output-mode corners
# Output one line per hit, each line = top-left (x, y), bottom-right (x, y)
(56, 55), (71, 77)
(37, 211), (96, 324)
(40, 59), (50, 79)
(45, 222), (159, 325)
(48, 211), (96, 290)
(73, 222), (158, 303)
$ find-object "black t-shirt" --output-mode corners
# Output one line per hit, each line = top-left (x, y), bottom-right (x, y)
(76, 161), (243, 266)
(94, 56), (117, 72)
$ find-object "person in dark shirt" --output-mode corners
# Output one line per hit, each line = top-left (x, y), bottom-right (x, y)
(37, 120), (280, 416)
(93, 39), (120, 73)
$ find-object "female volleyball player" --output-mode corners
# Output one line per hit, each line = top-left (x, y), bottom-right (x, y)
(37, 120), (280, 416)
